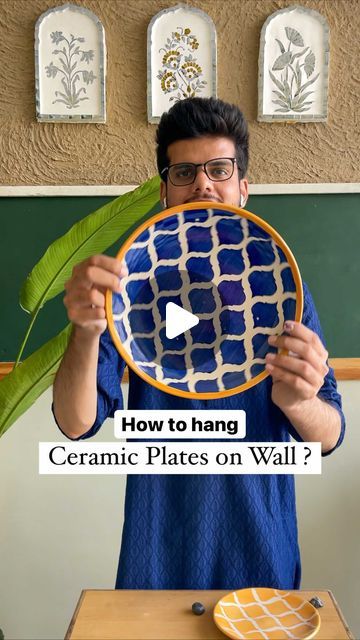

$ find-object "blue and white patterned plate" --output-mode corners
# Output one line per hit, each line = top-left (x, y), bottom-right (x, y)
(106, 202), (303, 399)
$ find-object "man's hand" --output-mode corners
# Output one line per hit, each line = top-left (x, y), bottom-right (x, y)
(265, 321), (329, 413)
(54, 254), (127, 437)
(64, 255), (127, 336)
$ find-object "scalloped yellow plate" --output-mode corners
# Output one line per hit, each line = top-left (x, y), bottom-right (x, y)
(213, 588), (321, 639)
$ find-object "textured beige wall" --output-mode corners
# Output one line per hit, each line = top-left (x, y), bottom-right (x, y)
(0, 0), (359, 185)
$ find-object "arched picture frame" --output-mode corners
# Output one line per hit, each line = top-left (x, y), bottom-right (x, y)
(147, 3), (217, 123)
(258, 5), (329, 122)
(35, 3), (106, 123)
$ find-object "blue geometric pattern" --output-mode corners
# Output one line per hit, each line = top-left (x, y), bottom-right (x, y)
(110, 207), (299, 395)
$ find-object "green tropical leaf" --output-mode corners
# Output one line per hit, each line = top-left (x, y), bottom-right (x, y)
(20, 175), (160, 314)
(285, 27), (304, 47)
(304, 51), (316, 77)
(0, 325), (72, 437)
(272, 51), (292, 71)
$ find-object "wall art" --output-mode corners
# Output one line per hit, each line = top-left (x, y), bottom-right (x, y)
(258, 5), (329, 122)
(147, 3), (217, 123)
(35, 3), (106, 122)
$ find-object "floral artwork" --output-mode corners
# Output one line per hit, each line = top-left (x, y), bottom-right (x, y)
(258, 6), (329, 122)
(45, 31), (97, 109)
(35, 4), (106, 123)
(157, 27), (207, 102)
(148, 4), (217, 123)
(269, 27), (318, 113)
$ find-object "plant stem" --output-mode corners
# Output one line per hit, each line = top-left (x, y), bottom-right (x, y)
(2, 334), (70, 436)
(286, 43), (291, 79)
(178, 67), (193, 95)
(60, 48), (70, 70)
(14, 310), (39, 367)
(289, 64), (297, 98)
(290, 74), (295, 97)
(53, 66), (67, 78)
(59, 44), (71, 95)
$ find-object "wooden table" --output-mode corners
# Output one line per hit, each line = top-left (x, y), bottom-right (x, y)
(65, 589), (354, 639)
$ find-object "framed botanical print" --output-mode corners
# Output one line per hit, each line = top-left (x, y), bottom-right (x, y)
(35, 3), (106, 123)
(147, 3), (217, 123)
(258, 5), (329, 122)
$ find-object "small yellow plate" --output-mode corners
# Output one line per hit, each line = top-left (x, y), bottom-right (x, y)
(213, 588), (321, 639)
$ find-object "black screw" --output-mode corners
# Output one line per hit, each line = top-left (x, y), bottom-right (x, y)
(192, 601), (205, 615)
(309, 596), (324, 609)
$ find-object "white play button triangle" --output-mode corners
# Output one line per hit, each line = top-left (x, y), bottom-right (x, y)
(165, 302), (199, 339)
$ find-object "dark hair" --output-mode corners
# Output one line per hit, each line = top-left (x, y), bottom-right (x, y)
(156, 97), (249, 179)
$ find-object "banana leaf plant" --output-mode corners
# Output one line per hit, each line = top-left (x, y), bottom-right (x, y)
(0, 176), (160, 438)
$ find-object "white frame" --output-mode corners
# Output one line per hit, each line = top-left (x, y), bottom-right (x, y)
(35, 3), (106, 123)
(147, 3), (217, 124)
(258, 5), (330, 122)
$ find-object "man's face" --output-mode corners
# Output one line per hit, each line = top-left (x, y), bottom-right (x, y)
(160, 135), (248, 208)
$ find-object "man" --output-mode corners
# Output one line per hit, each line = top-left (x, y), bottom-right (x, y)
(53, 97), (345, 590)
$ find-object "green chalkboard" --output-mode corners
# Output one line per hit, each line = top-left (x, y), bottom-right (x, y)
(1, 193), (359, 360)
(255, 194), (360, 359)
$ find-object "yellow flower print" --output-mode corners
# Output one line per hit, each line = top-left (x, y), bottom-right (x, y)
(188, 35), (199, 50)
(162, 49), (181, 69)
(161, 71), (179, 93)
(181, 61), (202, 80)
(157, 27), (207, 100)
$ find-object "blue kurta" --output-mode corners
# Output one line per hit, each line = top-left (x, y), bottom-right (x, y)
(60, 282), (345, 591)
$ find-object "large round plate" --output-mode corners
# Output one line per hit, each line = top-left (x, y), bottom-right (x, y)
(106, 202), (303, 399)
(213, 588), (321, 639)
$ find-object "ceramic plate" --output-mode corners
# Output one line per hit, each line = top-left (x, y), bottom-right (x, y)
(213, 588), (321, 639)
(106, 202), (303, 399)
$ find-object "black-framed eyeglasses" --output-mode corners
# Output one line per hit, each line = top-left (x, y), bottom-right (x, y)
(161, 157), (237, 186)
